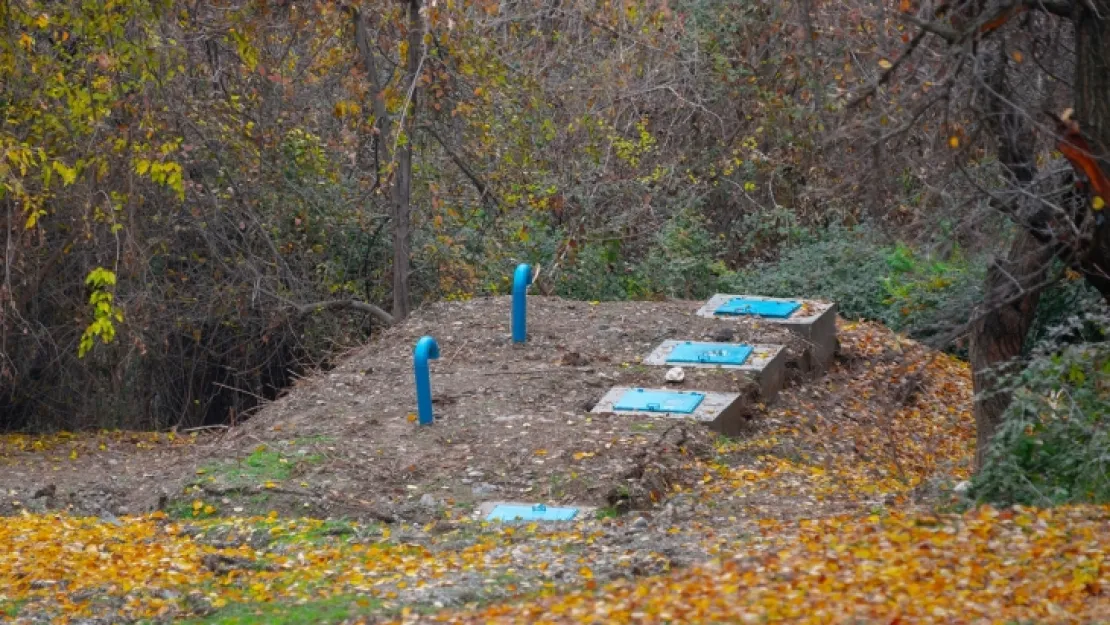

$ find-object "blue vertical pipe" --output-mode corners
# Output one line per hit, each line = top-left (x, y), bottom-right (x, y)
(413, 336), (440, 425)
(512, 263), (533, 343)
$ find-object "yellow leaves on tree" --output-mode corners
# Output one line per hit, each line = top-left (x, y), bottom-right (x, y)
(78, 268), (124, 358)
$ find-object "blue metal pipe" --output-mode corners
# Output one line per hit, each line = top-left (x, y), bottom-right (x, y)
(512, 263), (533, 343)
(413, 336), (440, 425)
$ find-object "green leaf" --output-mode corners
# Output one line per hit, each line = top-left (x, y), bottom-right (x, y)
(51, 160), (77, 185)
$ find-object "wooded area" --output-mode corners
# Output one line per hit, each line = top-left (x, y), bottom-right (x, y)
(3, 3), (1110, 622)
(2, 0), (1109, 498)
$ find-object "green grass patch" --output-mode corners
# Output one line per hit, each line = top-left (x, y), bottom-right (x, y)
(594, 505), (621, 520)
(166, 499), (214, 520)
(270, 518), (362, 546)
(196, 446), (322, 488)
(1, 599), (28, 617)
(182, 595), (382, 625)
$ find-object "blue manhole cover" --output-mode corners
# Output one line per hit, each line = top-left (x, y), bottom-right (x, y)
(666, 341), (753, 366)
(614, 388), (705, 414)
(487, 504), (579, 522)
(715, 297), (801, 319)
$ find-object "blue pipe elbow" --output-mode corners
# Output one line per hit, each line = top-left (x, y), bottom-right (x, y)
(512, 263), (533, 343)
(413, 336), (440, 425)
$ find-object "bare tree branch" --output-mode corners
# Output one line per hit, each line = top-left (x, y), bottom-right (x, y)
(294, 299), (394, 326)
(422, 125), (501, 209)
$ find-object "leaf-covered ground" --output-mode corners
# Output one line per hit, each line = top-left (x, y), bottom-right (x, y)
(2, 315), (1108, 624)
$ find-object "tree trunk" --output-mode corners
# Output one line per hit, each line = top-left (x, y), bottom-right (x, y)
(389, 0), (422, 321)
(1074, 1), (1110, 304)
(971, 6), (1110, 469)
(969, 231), (1052, 469)
(968, 52), (1050, 470)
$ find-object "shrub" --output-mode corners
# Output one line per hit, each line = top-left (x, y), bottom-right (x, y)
(635, 209), (723, 299)
(721, 226), (894, 322)
(553, 239), (639, 301)
(721, 227), (986, 342)
(879, 242), (985, 345)
(1025, 270), (1108, 355)
(971, 314), (1110, 506)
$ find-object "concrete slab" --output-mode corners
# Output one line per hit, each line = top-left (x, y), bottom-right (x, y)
(643, 341), (786, 402)
(591, 386), (748, 436)
(477, 501), (595, 522)
(696, 294), (838, 372)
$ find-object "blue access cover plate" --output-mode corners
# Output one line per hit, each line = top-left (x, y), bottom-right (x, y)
(487, 504), (578, 522)
(666, 341), (753, 366)
(715, 297), (801, 319)
(614, 388), (705, 414)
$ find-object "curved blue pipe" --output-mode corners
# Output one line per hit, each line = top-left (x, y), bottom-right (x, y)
(413, 336), (440, 425)
(512, 263), (533, 343)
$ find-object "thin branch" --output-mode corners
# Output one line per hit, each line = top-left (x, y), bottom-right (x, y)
(294, 299), (394, 325)
(350, 7), (394, 165)
(848, 29), (930, 109)
(1024, 0), (1078, 18)
(422, 125), (501, 209)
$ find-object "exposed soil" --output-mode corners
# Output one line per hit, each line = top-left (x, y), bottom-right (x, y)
(1, 296), (984, 624)
(0, 295), (963, 531)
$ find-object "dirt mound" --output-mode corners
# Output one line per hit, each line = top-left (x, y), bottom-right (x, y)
(204, 296), (811, 519)
(1, 296), (971, 529)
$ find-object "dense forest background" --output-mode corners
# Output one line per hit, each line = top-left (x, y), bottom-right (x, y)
(3, 0), (1109, 504)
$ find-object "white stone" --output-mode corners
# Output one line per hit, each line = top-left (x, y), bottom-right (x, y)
(664, 367), (685, 383)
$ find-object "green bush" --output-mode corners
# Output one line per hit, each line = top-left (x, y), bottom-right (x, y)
(972, 318), (1110, 506)
(721, 227), (985, 341)
(879, 242), (985, 344)
(539, 209), (725, 302)
(721, 226), (893, 322)
(1025, 271), (1108, 355)
(553, 239), (639, 301)
(635, 209), (723, 299)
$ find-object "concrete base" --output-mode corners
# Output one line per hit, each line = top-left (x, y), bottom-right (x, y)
(643, 341), (786, 402)
(477, 501), (595, 522)
(696, 294), (838, 372)
(591, 387), (749, 436)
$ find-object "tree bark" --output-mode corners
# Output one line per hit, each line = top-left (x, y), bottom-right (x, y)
(969, 231), (1052, 469)
(1074, 1), (1110, 303)
(968, 52), (1051, 470)
(351, 3), (422, 321)
(970, 5), (1110, 469)
(389, 0), (422, 321)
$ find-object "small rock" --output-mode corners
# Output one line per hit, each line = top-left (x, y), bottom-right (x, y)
(419, 493), (438, 508)
(630, 516), (649, 531)
(664, 367), (685, 383)
(33, 484), (56, 499)
(711, 327), (736, 342)
(953, 480), (971, 494)
(472, 482), (499, 497)
(559, 351), (590, 367)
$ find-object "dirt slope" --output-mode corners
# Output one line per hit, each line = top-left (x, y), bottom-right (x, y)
(2, 296), (970, 530)
(0, 296), (1010, 624)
